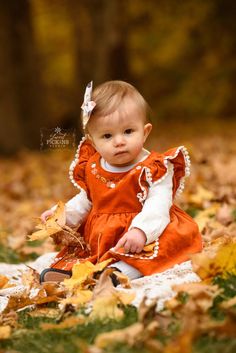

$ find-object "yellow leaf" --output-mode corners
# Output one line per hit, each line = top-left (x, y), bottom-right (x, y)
(29, 307), (60, 318)
(90, 289), (134, 322)
(95, 322), (144, 348)
(93, 258), (113, 272)
(0, 325), (11, 340)
(28, 200), (66, 241)
(90, 294), (124, 321)
(61, 290), (93, 306)
(28, 226), (61, 241)
(63, 259), (112, 290)
(115, 291), (135, 305)
(189, 185), (214, 206)
(192, 242), (236, 280)
(194, 204), (220, 232)
(46, 200), (66, 228)
(41, 316), (85, 330)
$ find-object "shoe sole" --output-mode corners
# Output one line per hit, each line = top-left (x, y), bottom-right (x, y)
(40, 268), (72, 283)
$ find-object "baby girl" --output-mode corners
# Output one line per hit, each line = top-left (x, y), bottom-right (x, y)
(40, 80), (202, 283)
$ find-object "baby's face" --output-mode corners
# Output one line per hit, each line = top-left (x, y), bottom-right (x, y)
(88, 98), (152, 167)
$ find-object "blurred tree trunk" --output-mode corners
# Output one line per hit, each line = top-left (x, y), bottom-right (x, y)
(68, 0), (130, 114)
(0, 0), (47, 154)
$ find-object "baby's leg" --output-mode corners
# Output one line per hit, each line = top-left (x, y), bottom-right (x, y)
(109, 261), (143, 280)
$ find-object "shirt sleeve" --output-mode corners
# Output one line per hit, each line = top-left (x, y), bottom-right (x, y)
(51, 189), (92, 227)
(129, 162), (173, 244)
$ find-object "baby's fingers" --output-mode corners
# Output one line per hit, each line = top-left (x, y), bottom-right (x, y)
(114, 236), (127, 251)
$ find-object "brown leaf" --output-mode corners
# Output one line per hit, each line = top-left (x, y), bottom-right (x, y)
(94, 322), (144, 348)
(216, 203), (234, 226)
(92, 269), (116, 300)
(28, 307), (60, 318)
(41, 315), (85, 330)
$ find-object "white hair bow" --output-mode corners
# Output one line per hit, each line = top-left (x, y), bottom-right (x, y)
(81, 81), (96, 129)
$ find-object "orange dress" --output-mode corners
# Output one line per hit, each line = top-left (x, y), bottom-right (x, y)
(50, 138), (202, 275)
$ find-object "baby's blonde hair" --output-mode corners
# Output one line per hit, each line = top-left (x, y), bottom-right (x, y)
(83, 80), (150, 131)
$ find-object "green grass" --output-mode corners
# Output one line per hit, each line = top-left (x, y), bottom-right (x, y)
(0, 241), (44, 264)
(193, 336), (236, 353)
(0, 244), (22, 264)
(0, 306), (138, 353)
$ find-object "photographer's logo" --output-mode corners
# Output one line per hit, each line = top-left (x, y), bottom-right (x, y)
(40, 127), (76, 150)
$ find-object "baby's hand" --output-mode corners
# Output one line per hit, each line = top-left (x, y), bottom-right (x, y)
(114, 228), (146, 254)
(40, 209), (54, 223)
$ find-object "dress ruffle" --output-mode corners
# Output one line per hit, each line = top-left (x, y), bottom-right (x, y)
(69, 137), (96, 192)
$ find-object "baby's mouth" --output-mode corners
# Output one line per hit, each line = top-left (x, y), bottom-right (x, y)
(115, 151), (128, 156)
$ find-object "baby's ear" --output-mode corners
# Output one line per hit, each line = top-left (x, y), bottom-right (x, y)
(144, 123), (152, 141)
(86, 133), (96, 148)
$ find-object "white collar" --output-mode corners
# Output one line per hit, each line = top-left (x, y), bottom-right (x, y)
(100, 149), (150, 173)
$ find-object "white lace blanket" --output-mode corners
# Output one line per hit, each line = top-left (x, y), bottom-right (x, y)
(0, 253), (200, 312)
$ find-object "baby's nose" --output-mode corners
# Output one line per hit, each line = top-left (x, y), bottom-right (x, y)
(113, 134), (125, 146)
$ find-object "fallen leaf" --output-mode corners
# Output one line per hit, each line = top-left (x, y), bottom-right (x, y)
(94, 322), (144, 348)
(41, 315), (85, 330)
(216, 203), (234, 226)
(63, 259), (112, 291)
(0, 325), (11, 340)
(0, 275), (9, 289)
(90, 294), (124, 321)
(188, 185), (215, 207)
(191, 242), (236, 280)
(60, 289), (93, 306)
(28, 307), (60, 318)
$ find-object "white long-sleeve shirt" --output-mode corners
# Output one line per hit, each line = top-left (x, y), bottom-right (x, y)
(55, 150), (173, 245)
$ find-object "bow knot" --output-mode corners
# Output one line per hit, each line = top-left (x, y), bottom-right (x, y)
(81, 81), (96, 129)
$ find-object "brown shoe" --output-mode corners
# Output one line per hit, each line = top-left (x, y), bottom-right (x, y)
(40, 268), (72, 283)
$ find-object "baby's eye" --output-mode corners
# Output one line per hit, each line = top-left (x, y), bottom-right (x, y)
(103, 133), (112, 139)
(124, 129), (133, 135)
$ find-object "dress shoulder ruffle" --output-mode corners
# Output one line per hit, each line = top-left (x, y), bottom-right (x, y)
(143, 146), (191, 198)
(69, 137), (97, 192)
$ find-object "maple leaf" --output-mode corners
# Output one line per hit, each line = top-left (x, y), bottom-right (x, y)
(90, 289), (135, 322)
(60, 289), (93, 307)
(191, 242), (236, 280)
(90, 295), (125, 321)
(28, 201), (65, 241)
(28, 201), (86, 248)
(63, 259), (113, 291)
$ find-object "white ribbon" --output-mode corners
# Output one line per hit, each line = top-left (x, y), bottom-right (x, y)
(81, 81), (96, 129)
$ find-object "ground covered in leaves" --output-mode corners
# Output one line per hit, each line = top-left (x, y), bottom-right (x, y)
(0, 128), (236, 353)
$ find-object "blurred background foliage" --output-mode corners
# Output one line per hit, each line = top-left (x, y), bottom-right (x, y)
(0, 0), (235, 153)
